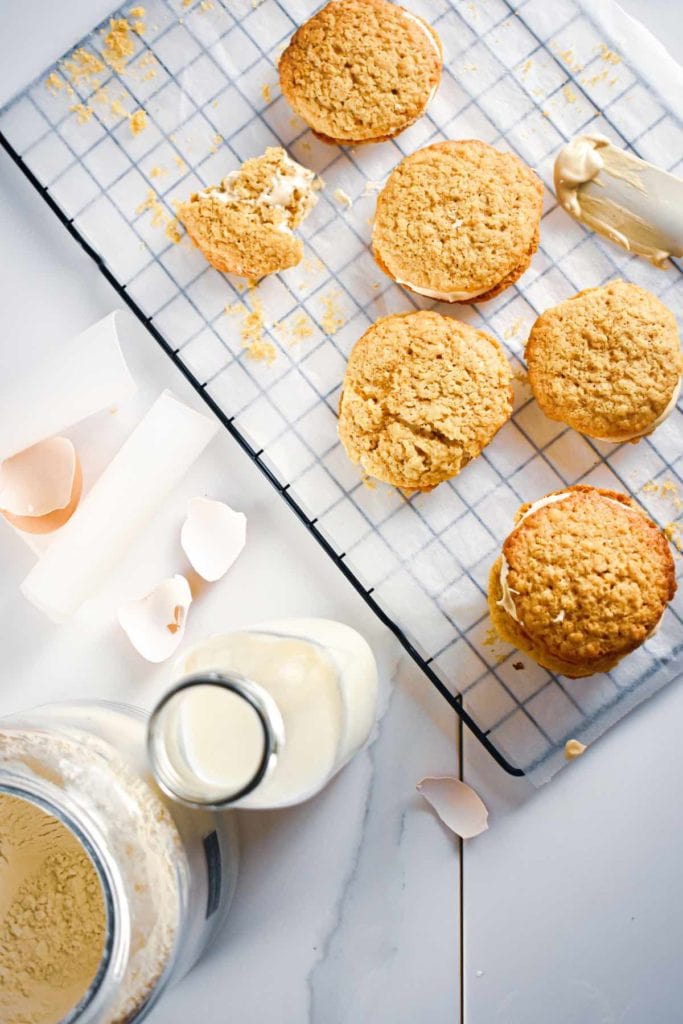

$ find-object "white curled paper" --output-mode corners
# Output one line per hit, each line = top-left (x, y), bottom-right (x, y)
(21, 391), (218, 620)
(0, 310), (137, 463)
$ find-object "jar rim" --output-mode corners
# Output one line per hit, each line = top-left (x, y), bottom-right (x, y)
(147, 671), (283, 809)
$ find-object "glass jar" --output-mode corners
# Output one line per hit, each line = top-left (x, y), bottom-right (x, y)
(0, 700), (238, 1024)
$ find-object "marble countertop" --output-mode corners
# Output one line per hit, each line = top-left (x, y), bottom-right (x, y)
(0, 3), (681, 1023)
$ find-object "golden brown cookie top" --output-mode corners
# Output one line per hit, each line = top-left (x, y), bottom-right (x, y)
(500, 485), (676, 669)
(176, 147), (317, 279)
(372, 140), (543, 301)
(526, 280), (683, 442)
(338, 310), (512, 491)
(278, 0), (442, 144)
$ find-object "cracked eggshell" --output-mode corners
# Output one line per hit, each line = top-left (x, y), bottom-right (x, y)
(417, 776), (489, 839)
(181, 497), (247, 582)
(0, 438), (83, 535)
(118, 574), (193, 663)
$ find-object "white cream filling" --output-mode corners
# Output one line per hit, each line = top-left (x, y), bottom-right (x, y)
(496, 491), (647, 623)
(395, 278), (486, 302)
(400, 10), (442, 106)
(199, 156), (316, 225)
(554, 133), (683, 266)
(592, 379), (681, 442)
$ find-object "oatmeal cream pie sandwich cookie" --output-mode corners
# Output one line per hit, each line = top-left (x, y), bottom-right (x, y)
(338, 310), (513, 491)
(177, 147), (319, 280)
(372, 140), (543, 303)
(526, 280), (683, 442)
(278, 0), (442, 145)
(488, 485), (676, 678)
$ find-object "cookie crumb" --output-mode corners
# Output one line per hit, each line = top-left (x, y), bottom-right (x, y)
(332, 187), (352, 209)
(174, 155), (187, 173)
(246, 339), (277, 364)
(61, 48), (105, 91)
(45, 72), (65, 94)
(129, 109), (147, 135)
(102, 18), (136, 74)
(165, 219), (183, 244)
(519, 58), (533, 78)
(598, 43), (621, 65)
(149, 165), (168, 179)
(70, 103), (93, 124)
(462, 62), (478, 73)
(664, 522), (683, 553)
(362, 180), (383, 196)
(555, 46), (583, 73)
(110, 99), (128, 118)
(321, 291), (344, 334)
(503, 318), (525, 340)
(564, 739), (586, 760)
(562, 85), (577, 104)
(261, 83), (272, 103)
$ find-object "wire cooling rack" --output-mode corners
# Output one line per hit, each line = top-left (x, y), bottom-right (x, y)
(1, 0), (682, 782)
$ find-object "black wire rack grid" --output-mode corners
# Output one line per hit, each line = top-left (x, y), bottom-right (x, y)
(1, 0), (681, 782)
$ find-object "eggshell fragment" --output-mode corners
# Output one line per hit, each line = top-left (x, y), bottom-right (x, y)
(118, 574), (193, 663)
(0, 438), (82, 535)
(181, 497), (247, 582)
(417, 776), (489, 839)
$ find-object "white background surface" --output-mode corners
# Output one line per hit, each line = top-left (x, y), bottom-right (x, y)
(0, 3), (681, 1024)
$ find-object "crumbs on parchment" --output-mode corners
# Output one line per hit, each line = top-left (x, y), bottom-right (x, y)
(136, 189), (183, 243)
(320, 290), (344, 335)
(332, 188), (352, 209)
(129, 109), (147, 135)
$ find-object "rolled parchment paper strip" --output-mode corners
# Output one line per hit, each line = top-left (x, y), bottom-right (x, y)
(0, 310), (137, 462)
(21, 390), (218, 620)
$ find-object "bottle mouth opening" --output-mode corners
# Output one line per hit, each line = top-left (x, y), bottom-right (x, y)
(0, 782), (119, 1024)
(147, 672), (283, 809)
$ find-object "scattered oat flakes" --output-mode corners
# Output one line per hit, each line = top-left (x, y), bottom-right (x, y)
(332, 188), (352, 209)
(261, 83), (272, 103)
(129, 109), (148, 135)
(563, 85), (577, 104)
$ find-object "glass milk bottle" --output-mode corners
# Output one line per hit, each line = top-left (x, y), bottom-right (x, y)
(148, 619), (378, 809)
